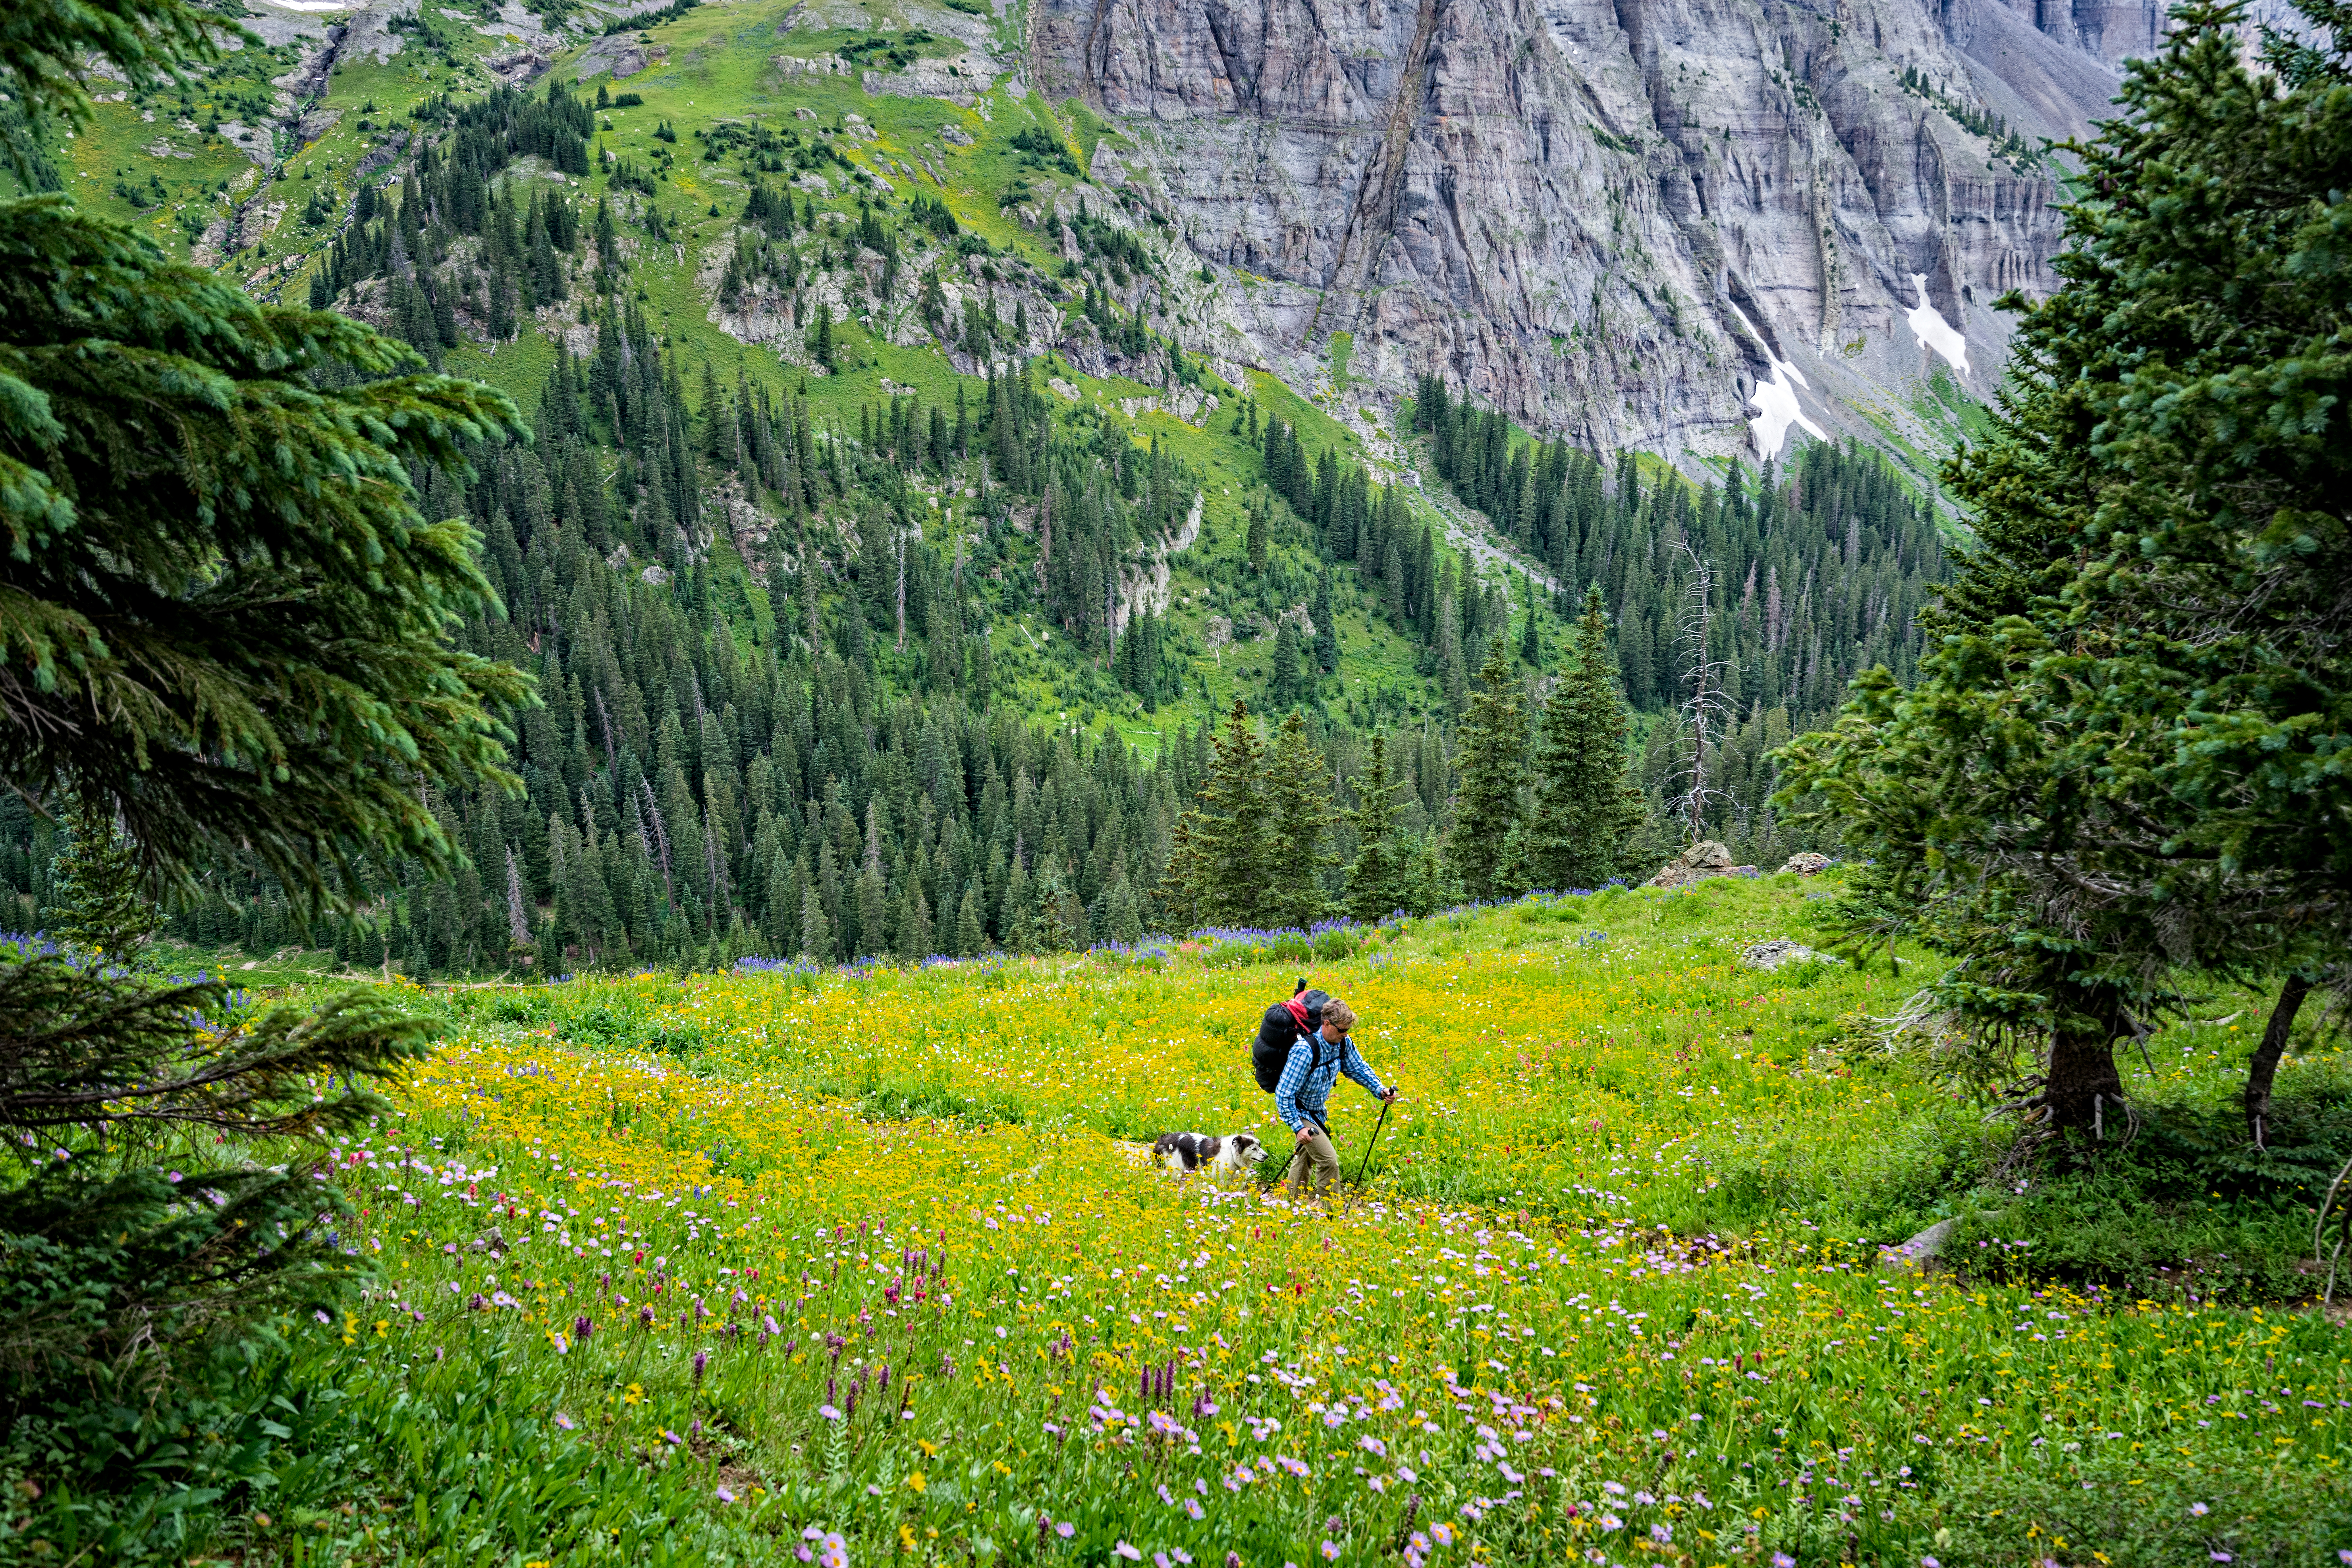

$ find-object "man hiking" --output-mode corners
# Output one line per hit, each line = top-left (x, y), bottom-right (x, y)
(1272, 999), (1400, 1199)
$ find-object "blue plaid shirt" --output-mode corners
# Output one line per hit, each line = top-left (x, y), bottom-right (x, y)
(1274, 1030), (1387, 1133)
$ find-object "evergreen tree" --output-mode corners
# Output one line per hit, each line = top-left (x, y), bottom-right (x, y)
(1105, 872), (1142, 944)
(1261, 709), (1333, 930)
(798, 878), (833, 960)
(810, 301), (834, 370)
(1448, 639), (1529, 901)
(1175, 700), (1273, 928)
(1155, 811), (1202, 933)
(47, 794), (164, 960)
(0, 0), (515, 1485)
(1526, 587), (1647, 891)
(1781, 0), (2352, 1136)
(1341, 735), (1413, 922)
(954, 883), (985, 955)
(1270, 619), (1306, 710)
(1312, 573), (1339, 674)
(1, 199), (528, 899)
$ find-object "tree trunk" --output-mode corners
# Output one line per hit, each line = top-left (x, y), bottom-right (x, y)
(2044, 1027), (2126, 1134)
(2244, 972), (2313, 1150)
(2043, 985), (2126, 1135)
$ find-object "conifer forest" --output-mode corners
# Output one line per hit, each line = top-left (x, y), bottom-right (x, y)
(0, 75), (1945, 975)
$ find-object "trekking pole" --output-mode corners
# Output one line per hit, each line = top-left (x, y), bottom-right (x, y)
(1352, 1095), (1394, 1192)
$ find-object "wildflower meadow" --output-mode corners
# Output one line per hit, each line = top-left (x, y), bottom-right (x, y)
(50, 876), (2350, 1566)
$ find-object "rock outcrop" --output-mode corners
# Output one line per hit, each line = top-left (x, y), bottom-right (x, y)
(1880, 1215), (1959, 1272)
(1646, 840), (1753, 887)
(1030, 0), (2140, 463)
(1740, 938), (1841, 970)
(1777, 851), (1834, 876)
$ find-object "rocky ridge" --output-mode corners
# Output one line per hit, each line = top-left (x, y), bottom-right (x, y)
(1026, 0), (2153, 464)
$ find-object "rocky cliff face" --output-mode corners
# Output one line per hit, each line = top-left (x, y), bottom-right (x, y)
(1028, 0), (2144, 463)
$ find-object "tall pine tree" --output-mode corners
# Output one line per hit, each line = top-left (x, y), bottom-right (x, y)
(1447, 640), (1529, 901)
(1341, 735), (1415, 922)
(1173, 700), (1275, 928)
(1526, 587), (1647, 890)
(1262, 709), (1333, 930)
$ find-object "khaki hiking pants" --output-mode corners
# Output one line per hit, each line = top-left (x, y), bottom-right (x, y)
(1285, 1124), (1340, 1196)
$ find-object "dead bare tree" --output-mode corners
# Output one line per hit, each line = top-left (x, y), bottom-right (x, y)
(1670, 535), (1737, 841)
(895, 529), (908, 651)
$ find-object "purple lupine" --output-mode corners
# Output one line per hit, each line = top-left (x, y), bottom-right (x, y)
(575, 1315), (593, 1341)
(693, 1350), (708, 1383)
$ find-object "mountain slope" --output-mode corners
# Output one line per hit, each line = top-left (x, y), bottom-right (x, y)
(1026, 0), (2132, 465)
(3, 0), (1988, 974)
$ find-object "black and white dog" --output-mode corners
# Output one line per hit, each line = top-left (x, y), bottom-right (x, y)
(1151, 1130), (1267, 1178)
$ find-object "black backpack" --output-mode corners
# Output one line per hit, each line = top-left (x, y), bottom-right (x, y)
(1250, 980), (1328, 1094)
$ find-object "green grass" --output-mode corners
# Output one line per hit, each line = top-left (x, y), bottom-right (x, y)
(147, 936), (360, 988)
(16, 879), (2352, 1565)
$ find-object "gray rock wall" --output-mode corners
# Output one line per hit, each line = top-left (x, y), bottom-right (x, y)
(1030, 0), (2132, 462)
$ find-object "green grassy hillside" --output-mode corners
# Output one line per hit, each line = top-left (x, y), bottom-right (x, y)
(55, 0), (1470, 741)
(12, 878), (2350, 1564)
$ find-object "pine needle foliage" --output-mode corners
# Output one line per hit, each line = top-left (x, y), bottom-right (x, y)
(0, 0), (237, 154)
(1778, 0), (2352, 1134)
(0, 0), (531, 1505)
(1525, 586), (1646, 891)
(1341, 735), (1414, 923)
(1261, 710), (1333, 930)
(1448, 639), (1528, 901)
(1171, 700), (1275, 929)
(0, 195), (532, 906)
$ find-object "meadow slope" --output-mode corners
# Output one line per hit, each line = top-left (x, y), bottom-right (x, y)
(47, 876), (2346, 1566)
